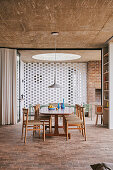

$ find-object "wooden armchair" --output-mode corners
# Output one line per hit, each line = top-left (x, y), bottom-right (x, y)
(64, 104), (86, 141)
(34, 104), (52, 133)
(22, 108), (45, 143)
(95, 105), (104, 125)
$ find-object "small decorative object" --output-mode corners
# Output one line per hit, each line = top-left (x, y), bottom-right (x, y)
(105, 83), (108, 90)
(57, 103), (60, 109)
(61, 98), (65, 109)
(48, 107), (55, 110)
(48, 104), (55, 110)
(107, 101), (109, 108)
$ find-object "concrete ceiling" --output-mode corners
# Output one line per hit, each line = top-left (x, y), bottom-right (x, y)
(19, 50), (101, 63)
(0, 0), (113, 49)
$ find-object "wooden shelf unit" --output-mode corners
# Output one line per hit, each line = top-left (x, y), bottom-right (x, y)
(104, 62), (109, 66)
(104, 108), (109, 111)
(103, 47), (109, 125)
(103, 71), (109, 75)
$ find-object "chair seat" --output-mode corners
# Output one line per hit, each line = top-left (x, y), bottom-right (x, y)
(65, 115), (81, 121)
(24, 120), (44, 125)
(67, 119), (83, 125)
(96, 113), (103, 115)
(64, 114), (75, 118)
(37, 115), (50, 120)
(39, 114), (51, 118)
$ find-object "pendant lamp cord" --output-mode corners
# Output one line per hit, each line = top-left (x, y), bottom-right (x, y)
(54, 35), (57, 83)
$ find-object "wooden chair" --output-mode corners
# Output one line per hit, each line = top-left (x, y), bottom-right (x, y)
(95, 105), (104, 125)
(34, 104), (52, 133)
(83, 104), (92, 120)
(64, 104), (86, 141)
(22, 108), (45, 143)
(83, 104), (90, 117)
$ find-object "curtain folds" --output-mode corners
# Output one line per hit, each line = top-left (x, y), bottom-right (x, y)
(0, 48), (17, 125)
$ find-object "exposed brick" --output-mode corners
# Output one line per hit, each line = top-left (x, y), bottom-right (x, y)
(87, 61), (101, 115)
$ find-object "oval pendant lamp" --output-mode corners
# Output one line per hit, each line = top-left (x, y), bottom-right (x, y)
(48, 32), (62, 88)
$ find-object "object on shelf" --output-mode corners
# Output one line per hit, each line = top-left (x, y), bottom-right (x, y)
(105, 83), (108, 90)
(103, 49), (109, 126)
(107, 102), (109, 108)
(104, 107), (109, 110)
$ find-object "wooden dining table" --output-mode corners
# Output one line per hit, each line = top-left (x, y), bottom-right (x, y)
(40, 107), (74, 138)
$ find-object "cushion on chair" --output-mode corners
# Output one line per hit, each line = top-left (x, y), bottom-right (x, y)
(64, 114), (75, 118)
(67, 119), (83, 125)
(96, 112), (103, 115)
(27, 120), (44, 125)
(65, 115), (81, 121)
(39, 114), (51, 118)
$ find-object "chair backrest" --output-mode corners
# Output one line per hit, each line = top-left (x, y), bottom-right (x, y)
(76, 104), (82, 118)
(40, 104), (48, 109)
(23, 108), (29, 123)
(81, 106), (85, 123)
(76, 104), (85, 121)
(34, 104), (40, 119)
(83, 104), (90, 112)
(95, 105), (103, 114)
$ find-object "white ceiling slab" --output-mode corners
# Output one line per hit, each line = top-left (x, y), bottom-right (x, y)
(0, 0), (113, 48)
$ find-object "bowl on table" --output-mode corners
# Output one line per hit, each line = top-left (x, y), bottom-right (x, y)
(48, 107), (55, 110)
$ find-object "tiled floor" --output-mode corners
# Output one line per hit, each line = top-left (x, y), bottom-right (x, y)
(0, 117), (113, 170)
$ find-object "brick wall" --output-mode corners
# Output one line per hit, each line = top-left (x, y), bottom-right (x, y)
(87, 61), (101, 116)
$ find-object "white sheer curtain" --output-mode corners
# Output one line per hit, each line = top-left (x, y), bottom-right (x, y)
(0, 48), (17, 125)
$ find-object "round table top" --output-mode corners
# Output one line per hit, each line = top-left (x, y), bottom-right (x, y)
(40, 107), (74, 115)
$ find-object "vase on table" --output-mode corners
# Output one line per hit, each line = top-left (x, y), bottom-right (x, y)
(61, 98), (65, 109)
(57, 103), (60, 109)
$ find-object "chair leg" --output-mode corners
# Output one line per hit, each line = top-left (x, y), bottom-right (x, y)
(102, 115), (104, 125)
(33, 125), (35, 136)
(82, 125), (84, 136)
(95, 114), (98, 125)
(39, 125), (40, 138)
(24, 125), (27, 144)
(83, 124), (86, 141)
(49, 117), (52, 133)
(43, 122), (45, 141)
(84, 125), (86, 141)
(79, 126), (81, 133)
(66, 122), (68, 141)
(35, 125), (37, 134)
(101, 115), (102, 124)
(63, 116), (65, 129)
(63, 116), (66, 133)
(22, 124), (24, 139)
(64, 118), (66, 133)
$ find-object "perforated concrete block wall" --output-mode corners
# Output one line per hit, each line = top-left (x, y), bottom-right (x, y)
(23, 63), (87, 107)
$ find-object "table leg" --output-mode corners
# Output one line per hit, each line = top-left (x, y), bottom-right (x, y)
(45, 114), (71, 139)
(54, 115), (59, 135)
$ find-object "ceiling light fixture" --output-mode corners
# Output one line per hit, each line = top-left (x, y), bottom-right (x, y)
(32, 53), (81, 61)
(48, 32), (61, 88)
